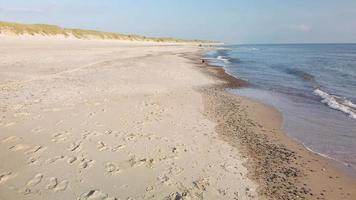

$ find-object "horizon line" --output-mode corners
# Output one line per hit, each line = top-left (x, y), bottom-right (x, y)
(226, 42), (356, 45)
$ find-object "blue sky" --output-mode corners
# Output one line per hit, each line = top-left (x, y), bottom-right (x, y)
(1, 0), (356, 43)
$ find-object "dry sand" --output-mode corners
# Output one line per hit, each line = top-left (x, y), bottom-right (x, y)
(0, 36), (259, 200)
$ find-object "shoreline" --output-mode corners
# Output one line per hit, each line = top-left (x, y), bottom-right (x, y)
(230, 88), (356, 179)
(189, 49), (356, 199)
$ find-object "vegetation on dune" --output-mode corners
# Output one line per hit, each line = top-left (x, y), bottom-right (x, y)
(0, 21), (209, 43)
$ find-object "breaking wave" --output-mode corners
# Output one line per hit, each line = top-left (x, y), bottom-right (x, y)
(216, 56), (231, 64)
(313, 89), (356, 119)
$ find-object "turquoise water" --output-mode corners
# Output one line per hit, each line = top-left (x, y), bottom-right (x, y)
(205, 44), (356, 175)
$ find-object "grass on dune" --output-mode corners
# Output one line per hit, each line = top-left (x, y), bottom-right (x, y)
(0, 21), (208, 43)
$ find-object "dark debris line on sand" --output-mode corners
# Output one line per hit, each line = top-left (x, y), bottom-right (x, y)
(201, 88), (310, 200)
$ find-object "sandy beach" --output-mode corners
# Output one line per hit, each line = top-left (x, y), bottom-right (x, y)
(0, 35), (258, 200)
(0, 35), (355, 200)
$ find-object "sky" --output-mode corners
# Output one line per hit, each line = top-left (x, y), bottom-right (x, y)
(1, 0), (356, 44)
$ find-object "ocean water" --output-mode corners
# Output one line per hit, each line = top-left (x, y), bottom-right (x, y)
(204, 44), (356, 175)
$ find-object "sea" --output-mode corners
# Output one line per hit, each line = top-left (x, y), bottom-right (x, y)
(204, 44), (356, 176)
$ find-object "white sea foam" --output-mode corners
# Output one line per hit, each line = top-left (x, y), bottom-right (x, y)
(313, 89), (356, 119)
(216, 47), (232, 51)
(343, 99), (356, 109)
(216, 56), (231, 64)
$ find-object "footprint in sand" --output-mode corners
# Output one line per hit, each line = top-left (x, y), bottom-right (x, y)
(0, 172), (16, 184)
(55, 120), (64, 126)
(104, 129), (113, 135)
(46, 177), (58, 189)
(52, 132), (69, 142)
(124, 133), (137, 142)
(54, 180), (69, 192)
(104, 162), (120, 175)
(78, 189), (117, 200)
(128, 156), (155, 168)
(146, 185), (155, 192)
(110, 144), (125, 152)
(27, 156), (40, 166)
(25, 145), (46, 155)
(221, 163), (238, 174)
(31, 127), (45, 133)
(166, 192), (190, 200)
(27, 173), (44, 187)
(82, 131), (91, 139)
(46, 155), (65, 164)
(157, 174), (171, 185)
(25, 174), (69, 193)
(191, 177), (210, 194)
(78, 158), (94, 169)
(167, 166), (184, 176)
(102, 156), (155, 174)
(67, 156), (77, 164)
(9, 143), (31, 151)
(97, 141), (108, 151)
(165, 178), (210, 199)
(82, 130), (103, 139)
(68, 140), (81, 152)
(2, 136), (21, 143)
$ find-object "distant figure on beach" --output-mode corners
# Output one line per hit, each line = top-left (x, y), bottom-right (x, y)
(201, 59), (205, 64)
